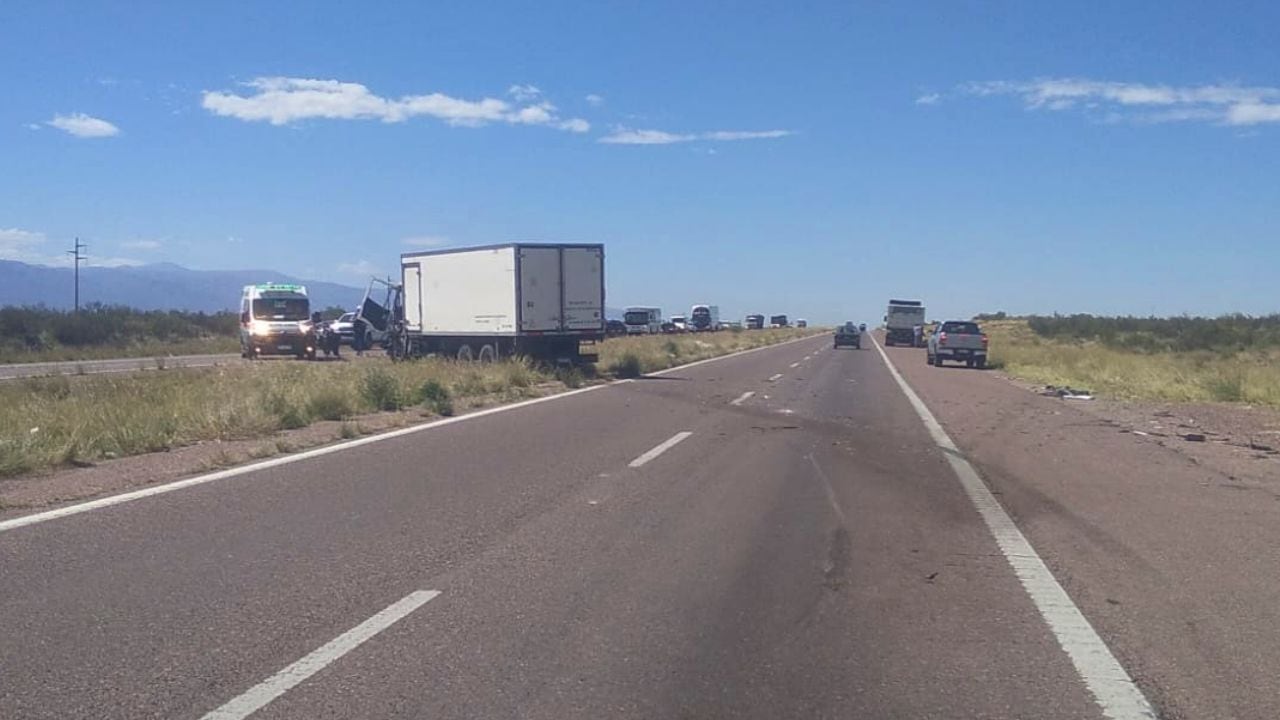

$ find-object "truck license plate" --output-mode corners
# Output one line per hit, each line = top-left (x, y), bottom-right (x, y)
(277, 344), (292, 351)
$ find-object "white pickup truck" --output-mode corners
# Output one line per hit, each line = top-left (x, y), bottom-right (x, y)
(926, 320), (989, 368)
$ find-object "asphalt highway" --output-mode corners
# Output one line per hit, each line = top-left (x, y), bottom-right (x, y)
(0, 334), (1154, 719)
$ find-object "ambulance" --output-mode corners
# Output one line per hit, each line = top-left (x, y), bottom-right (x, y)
(238, 283), (316, 359)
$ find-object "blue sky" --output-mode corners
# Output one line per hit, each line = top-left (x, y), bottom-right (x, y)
(3, 1), (1279, 323)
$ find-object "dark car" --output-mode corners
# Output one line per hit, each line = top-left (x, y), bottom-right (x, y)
(606, 319), (628, 337)
(834, 322), (861, 349)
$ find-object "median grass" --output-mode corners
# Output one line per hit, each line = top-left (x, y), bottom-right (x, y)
(0, 328), (819, 477)
(985, 319), (1280, 407)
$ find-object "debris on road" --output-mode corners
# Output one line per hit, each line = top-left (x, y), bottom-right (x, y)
(1183, 433), (1207, 442)
(1042, 385), (1094, 400)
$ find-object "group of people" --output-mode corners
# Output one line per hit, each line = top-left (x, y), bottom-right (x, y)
(308, 312), (370, 358)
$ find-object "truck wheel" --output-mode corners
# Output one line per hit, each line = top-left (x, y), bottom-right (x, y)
(966, 359), (975, 368)
(976, 358), (987, 370)
(478, 344), (496, 363)
(456, 344), (474, 362)
(926, 353), (935, 366)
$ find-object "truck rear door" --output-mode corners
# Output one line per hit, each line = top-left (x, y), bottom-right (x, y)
(518, 246), (562, 331)
(402, 263), (423, 332)
(562, 247), (605, 331)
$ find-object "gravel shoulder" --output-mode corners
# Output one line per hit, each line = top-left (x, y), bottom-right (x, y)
(886, 339), (1280, 720)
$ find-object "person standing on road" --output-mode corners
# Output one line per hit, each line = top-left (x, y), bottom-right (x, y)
(352, 319), (367, 357)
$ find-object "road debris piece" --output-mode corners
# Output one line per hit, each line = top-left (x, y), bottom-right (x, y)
(1042, 385), (1094, 400)
(1183, 433), (1207, 442)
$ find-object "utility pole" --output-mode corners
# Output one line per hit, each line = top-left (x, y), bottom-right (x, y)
(67, 238), (87, 313)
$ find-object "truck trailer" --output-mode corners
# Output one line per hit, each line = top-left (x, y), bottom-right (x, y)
(393, 243), (606, 364)
(884, 299), (926, 347)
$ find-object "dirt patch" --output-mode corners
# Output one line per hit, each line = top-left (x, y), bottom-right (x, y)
(0, 384), (566, 515)
(1001, 375), (1280, 489)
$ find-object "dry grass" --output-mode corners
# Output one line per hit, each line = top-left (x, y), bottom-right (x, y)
(597, 327), (816, 376)
(985, 320), (1280, 407)
(0, 337), (239, 364)
(0, 329), (817, 477)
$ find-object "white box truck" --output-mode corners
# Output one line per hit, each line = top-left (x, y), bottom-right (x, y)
(623, 306), (663, 334)
(884, 298), (926, 347)
(395, 243), (606, 363)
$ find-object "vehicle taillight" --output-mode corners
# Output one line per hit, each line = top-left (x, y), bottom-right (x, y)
(938, 332), (947, 346)
(981, 334), (989, 345)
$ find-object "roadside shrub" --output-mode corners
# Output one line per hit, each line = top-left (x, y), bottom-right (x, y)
(663, 340), (681, 357)
(361, 368), (403, 411)
(609, 351), (644, 379)
(1205, 373), (1246, 402)
(22, 376), (73, 401)
(416, 379), (454, 416)
(503, 359), (538, 389)
(556, 367), (585, 389)
(306, 390), (353, 421)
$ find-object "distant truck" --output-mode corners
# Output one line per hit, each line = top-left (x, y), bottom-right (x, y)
(796, 319), (808, 328)
(239, 283), (316, 360)
(392, 243), (606, 364)
(884, 299), (926, 347)
(670, 315), (688, 332)
(926, 320), (989, 368)
(769, 314), (789, 328)
(623, 306), (663, 334)
(745, 314), (765, 330)
(689, 304), (720, 332)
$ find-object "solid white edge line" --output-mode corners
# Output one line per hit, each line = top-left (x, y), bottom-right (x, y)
(869, 335), (1157, 719)
(201, 590), (440, 720)
(729, 391), (756, 406)
(628, 431), (693, 468)
(0, 333), (826, 534)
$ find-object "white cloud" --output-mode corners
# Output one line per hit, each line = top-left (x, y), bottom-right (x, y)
(558, 117), (591, 133)
(599, 128), (693, 145)
(25, 123), (41, 131)
(508, 84), (542, 102)
(953, 77), (1280, 127)
(1227, 102), (1280, 125)
(915, 93), (941, 105)
(46, 113), (120, 138)
(585, 94), (605, 107)
(401, 236), (450, 248)
(338, 259), (380, 277)
(0, 228), (140, 267)
(599, 127), (794, 145)
(121, 239), (162, 250)
(202, 77), (586, 132)
(0, 228), (47, 259)
(700, 130), (793, 141)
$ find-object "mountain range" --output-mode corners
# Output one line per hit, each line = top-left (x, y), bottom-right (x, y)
(0, 260), (365, 313)
(0, 260), (628, 318)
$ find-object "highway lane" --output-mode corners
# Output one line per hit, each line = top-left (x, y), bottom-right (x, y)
(0, 334), (1123, 718)
(0, 353), (241, 380)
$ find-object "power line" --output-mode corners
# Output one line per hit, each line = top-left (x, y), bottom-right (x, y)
(67, 238), (87, 313)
